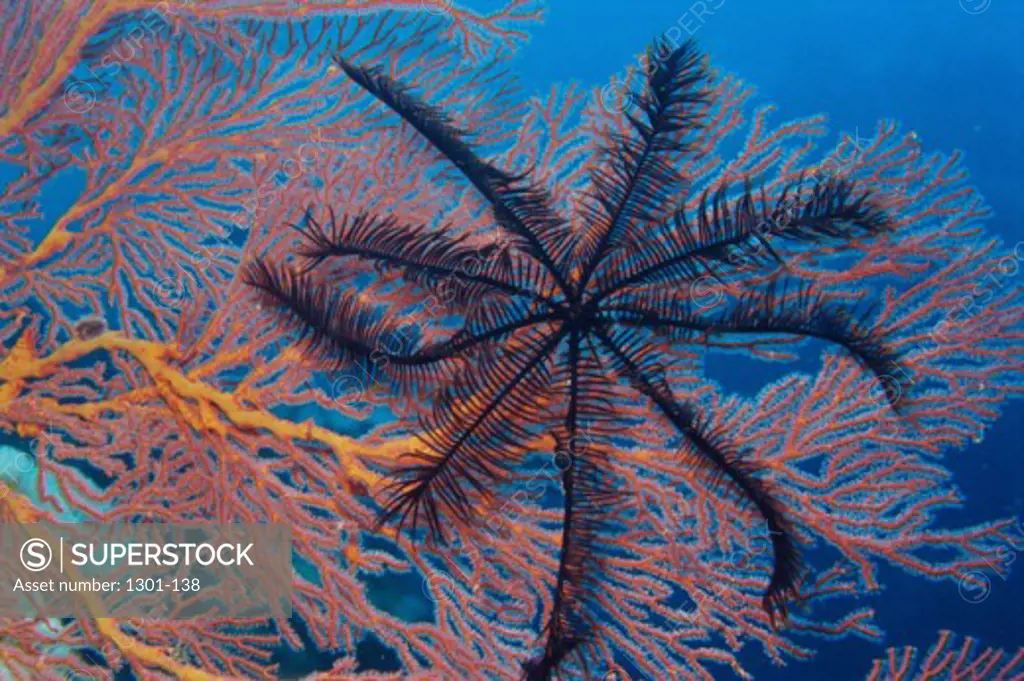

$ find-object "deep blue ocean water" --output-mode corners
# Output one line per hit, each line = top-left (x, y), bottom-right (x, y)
(507, 0), (1024, 677)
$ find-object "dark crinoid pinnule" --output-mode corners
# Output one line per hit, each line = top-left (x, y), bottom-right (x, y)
(244, 39), (906, 680)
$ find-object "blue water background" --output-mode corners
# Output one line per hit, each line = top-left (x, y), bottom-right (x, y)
(509, 0), (1024, 677)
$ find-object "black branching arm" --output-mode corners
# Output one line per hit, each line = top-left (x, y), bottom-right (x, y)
(244, 260), (555, 388)
(599, 282), (909, 412)
(525, 331), (589, 679)
(377, 328), (566, 542)
(595, 326), (801, 623)
(577, 39), (711, 294)
(334, 55), (574, 298)
(593, 175), (892, 299)
(292, 207), (559, 308)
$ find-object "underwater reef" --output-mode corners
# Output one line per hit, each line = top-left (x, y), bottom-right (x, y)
(868, 631), (1024, 680)
(0, 2), (1022, 679)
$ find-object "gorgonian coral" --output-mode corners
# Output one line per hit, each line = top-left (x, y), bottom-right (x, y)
(245, 39), (914, 679)
(244, 35), (1023, 681)
(1, 6), (1020, 681)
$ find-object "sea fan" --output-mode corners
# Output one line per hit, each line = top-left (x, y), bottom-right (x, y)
(246, 39), (906, 680)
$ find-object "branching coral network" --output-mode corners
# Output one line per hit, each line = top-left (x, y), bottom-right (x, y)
(0, 1), (1021, 680)
(869, 631), (1024, 681)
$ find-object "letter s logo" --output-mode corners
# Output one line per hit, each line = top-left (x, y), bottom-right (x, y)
(20, 539), (52, 572)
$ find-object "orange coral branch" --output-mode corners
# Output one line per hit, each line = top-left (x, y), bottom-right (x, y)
(0, 0), (540, 138)
(0, 330), (384, 488)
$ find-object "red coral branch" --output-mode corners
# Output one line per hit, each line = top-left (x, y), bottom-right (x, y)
(868, 631), (1024, 680)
